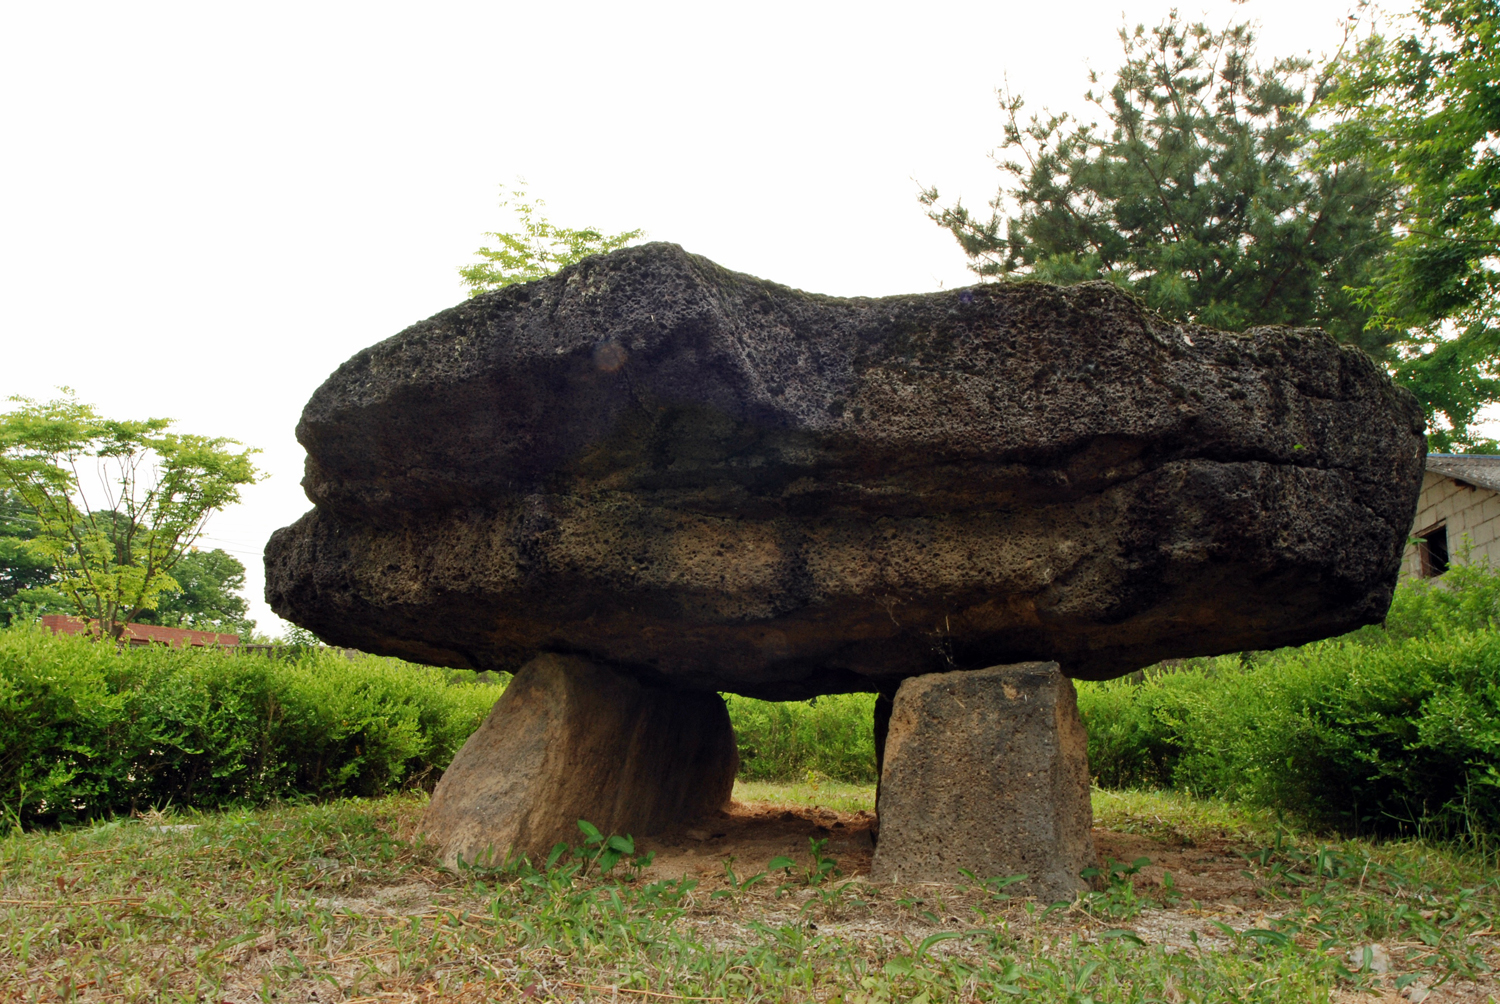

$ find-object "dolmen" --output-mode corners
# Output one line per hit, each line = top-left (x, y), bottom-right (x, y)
(267, 243), (1425, 900)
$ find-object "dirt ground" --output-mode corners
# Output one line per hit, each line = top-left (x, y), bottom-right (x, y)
(624, 799), (1500, 1004)
(218, 799), (1500, 1003)
(642, 797), (1253, 904)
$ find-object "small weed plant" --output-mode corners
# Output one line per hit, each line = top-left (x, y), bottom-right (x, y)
(1079, 855), (1156, 920)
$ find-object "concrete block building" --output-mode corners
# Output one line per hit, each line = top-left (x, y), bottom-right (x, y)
(1401, 454), (1500, 579)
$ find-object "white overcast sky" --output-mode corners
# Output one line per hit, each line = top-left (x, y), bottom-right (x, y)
(2, 0), (1406, 636)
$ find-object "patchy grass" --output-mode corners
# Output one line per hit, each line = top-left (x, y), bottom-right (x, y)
(1091, 787), (1286, 847)
(1, 787), (1497, 1002)
(733, 778), (877, 813)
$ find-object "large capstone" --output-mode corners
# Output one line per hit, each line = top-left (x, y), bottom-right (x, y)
(266, 242), (1425, 698)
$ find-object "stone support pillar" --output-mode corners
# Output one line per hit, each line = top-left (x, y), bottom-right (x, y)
(870, 662), (1096, 901)
(423, 653), (739, 869)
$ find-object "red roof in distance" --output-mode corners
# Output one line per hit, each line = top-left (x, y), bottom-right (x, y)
(41, 614), (239, 648)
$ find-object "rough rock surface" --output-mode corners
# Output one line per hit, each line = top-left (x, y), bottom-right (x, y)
(266, 242), (1425, 698)
(869, 663), (1095, 899)
(422, 653), (738, 868)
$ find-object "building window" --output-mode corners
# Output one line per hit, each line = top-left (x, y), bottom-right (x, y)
(1418, 524), (1450, 577)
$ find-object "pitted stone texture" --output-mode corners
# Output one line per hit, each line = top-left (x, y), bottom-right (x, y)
(266, 242), (1426, 697)
(870, 664), (1095, 900)
(422, 653), (737, 868)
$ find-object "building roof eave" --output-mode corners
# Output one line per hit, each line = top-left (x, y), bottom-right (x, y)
(1426, 454), (1500, 495)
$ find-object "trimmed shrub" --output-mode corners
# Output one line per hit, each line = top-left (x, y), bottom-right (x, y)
(0, 621), (888, 823)
(0, 626), (501, 826)
(1077, 560), (1500, 836)
(34, 555), (1497, 838)
(726, 692), (877, 783)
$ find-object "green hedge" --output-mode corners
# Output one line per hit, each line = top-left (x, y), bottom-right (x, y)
(1078, 559), (1500, 836)
(725, 692), (877, 783)
(21, 556), (1496, 837)
(0, 627), (501, 826)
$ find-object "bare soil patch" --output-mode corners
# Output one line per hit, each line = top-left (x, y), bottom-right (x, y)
(641, 799), (877, 883)
(643, 799), (1257, 904)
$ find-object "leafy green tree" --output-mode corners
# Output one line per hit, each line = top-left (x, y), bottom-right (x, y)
(0, 394), (261, 643)
(281, 624), (325, 648)
(134, 547), (255, 636)
(919, 14), (1500, 445)
(0, 489), (70, 626)
(1322, 0), (1500, 449)
(0, 503), (257, 634)
(923, 16), (1399, 354)
(458, 183), (643, 296)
